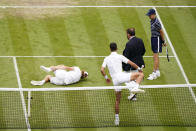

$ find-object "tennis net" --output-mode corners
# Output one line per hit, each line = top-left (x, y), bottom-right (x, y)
(0, 84), (196, 129)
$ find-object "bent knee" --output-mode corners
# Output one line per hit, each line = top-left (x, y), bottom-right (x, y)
(133, 72), (140, 77)
(139, 72), (144, 77)
(46, 75), (52, 79)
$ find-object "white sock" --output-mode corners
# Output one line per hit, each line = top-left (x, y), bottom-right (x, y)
(135, 83), (139, 89)
(46, 67), (52, 72)
(41, 66), (52, 72)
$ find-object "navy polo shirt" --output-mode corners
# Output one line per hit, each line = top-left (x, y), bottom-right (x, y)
(151, 18), (162, 37)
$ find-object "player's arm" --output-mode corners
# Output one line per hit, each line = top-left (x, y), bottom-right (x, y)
(101, 59), (111, 83)
(101, 67), (111, 83)
(160, 29), (167, 46)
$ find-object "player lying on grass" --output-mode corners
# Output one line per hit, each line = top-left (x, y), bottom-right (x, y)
(101, 42), (145, 126)
(31, 65), (88, 86)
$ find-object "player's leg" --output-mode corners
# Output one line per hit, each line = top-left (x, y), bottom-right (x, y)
(31, 75), (51, 86)
(156, 36), (162, 77)
(125, 70), (138, 101)
(153, 53), (159, 71)
(115, 91), (121, 126)
(153, 53), (160, 77)
(50, 65), (66, 71)
(131, 72), (144, 84)
(40, 65), (73, 72)
(40, 65), (64, 73)
(129, 72), (145, 93)
(148, 37), (161, 80)
(126, 82), (136, 100)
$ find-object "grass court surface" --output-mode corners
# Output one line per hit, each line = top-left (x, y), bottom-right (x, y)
(0, 0), (196, 131)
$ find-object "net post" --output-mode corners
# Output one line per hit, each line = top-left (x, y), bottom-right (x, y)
(28, 91), (31, 117)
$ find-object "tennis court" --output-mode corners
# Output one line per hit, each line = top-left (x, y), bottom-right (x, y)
(0, 0), (196, 131)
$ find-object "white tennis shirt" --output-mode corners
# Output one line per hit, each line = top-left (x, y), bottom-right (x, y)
(102, 52), (129, 79)
(55, 67), (82, 85)
(64, 67), (82, 84)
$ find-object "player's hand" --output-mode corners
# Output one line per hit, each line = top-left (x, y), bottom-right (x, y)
(162, 40), (167, 47)
(137, 67), (143, 72)
(162, 43), (167, 47)
(106, 78), (111, 83)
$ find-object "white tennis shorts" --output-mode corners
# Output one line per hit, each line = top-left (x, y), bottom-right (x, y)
(50, 70), (67, 85)
(112, 72), (132, 92)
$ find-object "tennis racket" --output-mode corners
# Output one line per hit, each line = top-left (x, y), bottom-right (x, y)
(166, 47), (170, 62)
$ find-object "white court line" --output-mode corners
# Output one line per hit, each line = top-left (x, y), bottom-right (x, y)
(0, 55), (175, 58)
(0, 5), (196, 8)
(154, 7), (196, 103)
(13, 57), (31, 131)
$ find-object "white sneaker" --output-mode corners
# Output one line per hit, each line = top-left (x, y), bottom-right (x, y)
(114, 117), (119, 126)
(132, 97), (137, 101)
(147, 72), (157, 80)
(31, 80), (45, 86)
(40, 66), (51, 73)
(128, 93), (137, 101)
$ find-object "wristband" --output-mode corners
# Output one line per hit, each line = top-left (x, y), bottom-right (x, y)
(137, 67), (142, 71)
(104, 75), (108, 80)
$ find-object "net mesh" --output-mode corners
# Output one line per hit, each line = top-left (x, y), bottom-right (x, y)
(0, 91), (26, 128)
(0, 86), (196, 129)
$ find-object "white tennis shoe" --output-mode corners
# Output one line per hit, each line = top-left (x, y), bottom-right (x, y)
(128, 93), (137, 101)
(147, 71), (160, 80)
(40, 66), (51, 73)
(31, 80), (45, 86)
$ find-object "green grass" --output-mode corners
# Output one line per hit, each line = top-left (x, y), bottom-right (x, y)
(0, 58), (18, 87)
(157, 8), (196, 83)
(0, 1), (195, 130)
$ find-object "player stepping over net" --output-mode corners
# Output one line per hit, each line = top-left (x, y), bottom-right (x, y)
(31, 65), (88, 86)
(101, 42), (145, 126)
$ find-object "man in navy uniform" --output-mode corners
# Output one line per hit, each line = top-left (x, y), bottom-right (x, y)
(146, 9), (167, 80)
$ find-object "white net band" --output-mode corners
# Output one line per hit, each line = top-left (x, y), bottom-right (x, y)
(0, 84), (195, 91)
